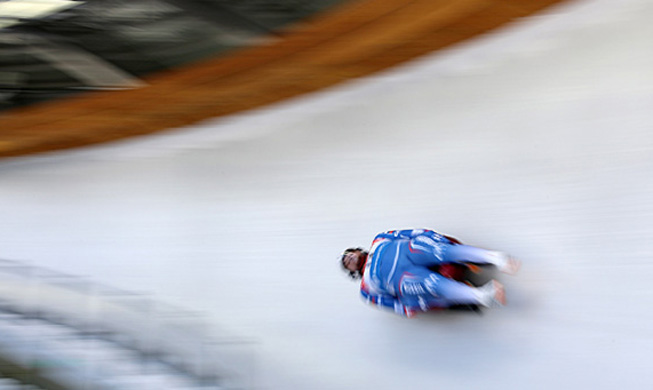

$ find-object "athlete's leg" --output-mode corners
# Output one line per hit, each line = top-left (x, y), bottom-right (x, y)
(441, 245), (520, 274)
(433, 277), (505, 307)
(397, 270), (505, 312)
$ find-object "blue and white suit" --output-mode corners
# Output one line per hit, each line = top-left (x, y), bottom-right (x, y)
(360, 229), (502, 317)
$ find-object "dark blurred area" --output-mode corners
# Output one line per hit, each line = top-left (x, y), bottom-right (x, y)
(0, 0), (345, 112)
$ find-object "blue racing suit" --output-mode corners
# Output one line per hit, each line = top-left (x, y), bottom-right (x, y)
(360, 229), (499, 317)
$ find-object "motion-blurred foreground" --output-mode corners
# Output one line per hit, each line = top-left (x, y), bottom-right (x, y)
(0, 259), (254, 389)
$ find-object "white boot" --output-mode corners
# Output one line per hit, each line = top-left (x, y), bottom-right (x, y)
(475, 280), (506, 307)
(487, 251), (521, 275)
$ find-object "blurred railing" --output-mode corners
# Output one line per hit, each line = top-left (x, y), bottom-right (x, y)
(0, 259), (256, 390)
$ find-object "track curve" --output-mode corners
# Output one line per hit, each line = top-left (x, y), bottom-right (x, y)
(0, 0), (566, 158)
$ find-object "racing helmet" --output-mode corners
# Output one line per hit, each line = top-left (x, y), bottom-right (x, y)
(340, 247), (367, 279)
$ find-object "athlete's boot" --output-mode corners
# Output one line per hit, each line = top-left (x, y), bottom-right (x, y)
(475, 280), (506, 307)
(487, 251), (521, 275)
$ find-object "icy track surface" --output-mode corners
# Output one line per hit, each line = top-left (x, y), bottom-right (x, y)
(2, 0), (653, 389)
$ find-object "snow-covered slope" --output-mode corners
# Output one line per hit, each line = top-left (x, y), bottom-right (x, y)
(1, 0), (652, 388)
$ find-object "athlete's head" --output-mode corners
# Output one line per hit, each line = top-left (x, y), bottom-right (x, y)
(341, 247), (367, 279)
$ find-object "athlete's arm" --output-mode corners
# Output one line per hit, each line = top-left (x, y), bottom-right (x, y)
(359, 288), (418, 317)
